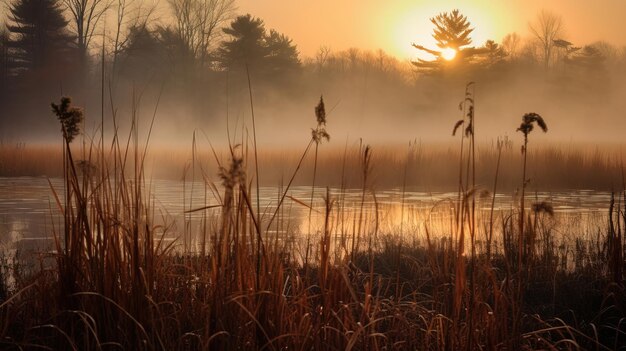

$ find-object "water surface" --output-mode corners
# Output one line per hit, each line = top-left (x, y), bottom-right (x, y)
(0, 177), (613, 255)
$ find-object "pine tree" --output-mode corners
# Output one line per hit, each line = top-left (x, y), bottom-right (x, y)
(217, 14), (268, 71)
(412, 9), (481, 73)
(0, 27), (9, 91)
(430, 9), (473, 51)
(217, 14), (300, 78)
(266, 29), (300, 73)
(7, 0), (75, 73)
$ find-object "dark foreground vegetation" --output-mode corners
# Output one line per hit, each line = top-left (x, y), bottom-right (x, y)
(0, 96), (625, 350)
(1, 0), (626, 348)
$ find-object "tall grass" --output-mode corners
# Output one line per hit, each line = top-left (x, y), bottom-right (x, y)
(2, 142), (624, 191)
(0, 93), (624, 350)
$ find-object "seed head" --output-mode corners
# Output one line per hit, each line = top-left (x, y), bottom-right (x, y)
(51, 96), (83, 143)
(312, 95), (330, 144)
(517, 112), (548, 136)
(315, 95), (326, 126)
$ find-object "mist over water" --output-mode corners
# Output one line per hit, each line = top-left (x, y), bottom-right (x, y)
(4, 65), (625, 148)
(1, 2), (625, 195)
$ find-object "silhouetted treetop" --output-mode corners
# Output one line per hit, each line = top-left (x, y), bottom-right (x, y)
(7, 0), (75, 72)
(167, 0), (235, 66)
(266, 29), (300, 71)
(529, 10), (563, 69)
(431, 9), (473, 50)
(217, 14), (300, 79)
(63, 0), (110, 57)
(0, 27), (9, 87)
(218, 14), (268, 68)
(118, 24), (196, 80)
(412, 9), (483, 74)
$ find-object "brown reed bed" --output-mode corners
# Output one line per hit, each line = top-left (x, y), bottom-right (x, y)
(0, 94), (624, 350)
(1, 140), (624, 192)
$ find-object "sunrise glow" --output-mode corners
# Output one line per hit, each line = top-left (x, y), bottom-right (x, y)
(2, 0), (626, 349)
(388, 4), (496, 60)
(441, 47), (457, 61)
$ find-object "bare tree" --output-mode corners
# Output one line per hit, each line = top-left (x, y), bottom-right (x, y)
(502, 32), (521, 60)
(314, 45), (330, 72)
(529, 9), (563, 69)
(168, 0), (235, 66)
(375, 49), (390, 73)
(64, 0), (112, 56)
(346, 47), (360, 71)
(110, 0), (156, 73)
(590, 41), (619, 62)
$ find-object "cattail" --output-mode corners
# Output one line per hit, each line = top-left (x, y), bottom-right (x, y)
(517, 111), (548, 276)
(51, 96), (83, 143)
(219, 152), (245, 190)
(517, 112), (548, 153)
(312, 95), (330, 143)
(315, 95), (326, 125)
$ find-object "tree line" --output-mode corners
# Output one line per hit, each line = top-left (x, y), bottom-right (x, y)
(0, 3), (625, 138)
(0, 0), (301, 96)
(412, 9), (625, 77)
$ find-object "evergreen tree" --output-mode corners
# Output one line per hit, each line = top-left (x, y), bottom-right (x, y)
(412, 9), (482, 73)
(217, 14), (268, 71)
(430, 9), (473, 51)
(266, 29), (300, 73)
(217, 14), (300, 78)
(118, 25), (167, 79)
(118, 24), (198, 83)
(0, 27), (9, 92)
(7, 0), (75, 74)
(482, 40), (506, 67)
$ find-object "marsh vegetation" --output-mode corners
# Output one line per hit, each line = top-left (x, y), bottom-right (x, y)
(1, 3), (625, 350)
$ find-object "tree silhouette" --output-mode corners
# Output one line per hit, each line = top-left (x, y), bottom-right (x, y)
(110, 0), (158, 75)
(412, 9), (483, 73)
(265, 29), (300, 72)
(7, 0), (75, 73)
(63, 0), (111, 58)
(502, 32), (521, 59)
(430, 9), (473, 50)
(217, 14), (300, 79)
(482, 39), (506, 66)
(0, 27), (9, 93)
(117, 24), (182, 81)
(568, 45), (605, 68)
(168, 0), (234, 66)
(566, 44), (608, 87)
(529, 10), (563, 69)
(217, 14), (268, 70)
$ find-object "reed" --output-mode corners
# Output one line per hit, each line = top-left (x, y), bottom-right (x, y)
(4, 141), (625, 192)
(0, 92), (623, 350)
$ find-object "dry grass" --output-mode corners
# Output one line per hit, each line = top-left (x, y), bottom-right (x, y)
(0, 141), (623, 350)
(0, 143), (63, 177)
(1, 141), (624, 191)
(0, 95), (624, 350)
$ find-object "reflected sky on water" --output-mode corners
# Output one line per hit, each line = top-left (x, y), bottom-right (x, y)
(0, 176), (615, 255)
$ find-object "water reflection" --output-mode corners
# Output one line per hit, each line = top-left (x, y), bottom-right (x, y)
(0, 177), (613, 256)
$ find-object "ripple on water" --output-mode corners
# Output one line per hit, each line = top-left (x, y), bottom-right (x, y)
(0, 177), (615, 250)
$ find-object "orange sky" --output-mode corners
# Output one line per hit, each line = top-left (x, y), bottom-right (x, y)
(236, 0), (626, 60)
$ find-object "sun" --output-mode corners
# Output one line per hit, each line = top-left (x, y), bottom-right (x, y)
(441, 47), (457, 61)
